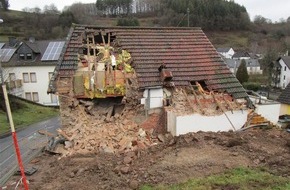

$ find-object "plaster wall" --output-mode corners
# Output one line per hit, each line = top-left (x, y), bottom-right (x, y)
(167, 110), (248, 136)
(249, 96), (281, 124)
(3, 66), (59, 106)
(255, 103), (280, 124)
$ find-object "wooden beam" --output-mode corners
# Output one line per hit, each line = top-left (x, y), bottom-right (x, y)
(189, 85), (204, 114)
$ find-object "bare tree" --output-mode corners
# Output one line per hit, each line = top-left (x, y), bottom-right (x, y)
(43, 3), (60, 14)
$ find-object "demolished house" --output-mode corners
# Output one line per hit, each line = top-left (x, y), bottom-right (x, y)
(47, 25), (266, 155)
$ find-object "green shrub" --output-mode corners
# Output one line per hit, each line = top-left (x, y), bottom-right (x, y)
(243, 82), (261, 91)
(117, 17), (140, 26)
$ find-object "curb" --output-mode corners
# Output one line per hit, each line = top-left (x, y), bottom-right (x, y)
(0, 126), (28, 139)
(0, 116), (60, 139)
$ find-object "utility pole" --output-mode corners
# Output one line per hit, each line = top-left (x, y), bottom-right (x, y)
(0, 18), (29, 190)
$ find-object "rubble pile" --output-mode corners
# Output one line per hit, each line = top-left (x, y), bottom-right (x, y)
(51, 99), (161, 157)
(122, 71), (140, 107)
(53, 85), (244, 157)
(49, 70), (162, 157)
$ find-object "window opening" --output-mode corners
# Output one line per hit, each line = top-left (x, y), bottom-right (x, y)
(23, 73), (29, 83)
(30, 72), (37, 83)
(25, 92), (32, 100)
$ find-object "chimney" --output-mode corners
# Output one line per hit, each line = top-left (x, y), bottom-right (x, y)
(29, 37), (35, 43)
(8, 36), (18, 47)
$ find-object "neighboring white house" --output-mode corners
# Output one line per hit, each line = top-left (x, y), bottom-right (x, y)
(0, 38), (64, 106)
(216, 47), (235, 59)
(276, 56), (290, 89)
(224, 58), (263, 75)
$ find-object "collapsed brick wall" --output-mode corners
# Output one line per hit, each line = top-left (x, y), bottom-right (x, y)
(167, 87), (243, 116)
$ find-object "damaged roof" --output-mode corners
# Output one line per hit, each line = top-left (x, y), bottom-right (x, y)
(49, 24), (247, 99)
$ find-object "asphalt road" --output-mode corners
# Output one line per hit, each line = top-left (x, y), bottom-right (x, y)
(0, 117), (60, 148)
(0, 116), (60, 185)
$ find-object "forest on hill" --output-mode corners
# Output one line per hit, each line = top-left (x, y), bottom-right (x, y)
(0, 0), (289, 54)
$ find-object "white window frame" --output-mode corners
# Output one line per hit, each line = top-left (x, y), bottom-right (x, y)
(30, 72), (37, 83)
(23, 73), (29, 83)
(25, 92), (32, 101)
(32, 92), (39, 102)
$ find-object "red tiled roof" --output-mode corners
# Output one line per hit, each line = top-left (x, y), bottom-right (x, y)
(49, 25), (247, 99)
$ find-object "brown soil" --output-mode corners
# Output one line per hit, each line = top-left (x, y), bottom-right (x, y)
(11, 128), (290, 190)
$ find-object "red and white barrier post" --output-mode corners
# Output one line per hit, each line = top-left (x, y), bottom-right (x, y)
(2, 84), (29, 190)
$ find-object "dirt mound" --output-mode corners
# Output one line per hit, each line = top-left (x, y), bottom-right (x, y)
(16, 128), (290, 190)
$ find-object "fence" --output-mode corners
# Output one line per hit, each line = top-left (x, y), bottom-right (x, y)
(0, 130), (50, 187)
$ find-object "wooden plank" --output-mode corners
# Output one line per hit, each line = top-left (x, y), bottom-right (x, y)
(181, 89), (195, 113)
(190, 85), (204, 114)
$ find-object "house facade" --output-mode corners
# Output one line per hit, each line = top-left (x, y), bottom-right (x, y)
(224, 58), (263, 75)
(0, 38), (63, 106)
(275, 56), (290, 89)
(216, 47), (235, 59)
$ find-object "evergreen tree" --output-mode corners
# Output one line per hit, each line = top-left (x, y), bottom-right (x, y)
(159, 0), (250, 30)
(236, 59), (249, 84)
(59, 10), (77, 28)
(0, 0), (9, 11)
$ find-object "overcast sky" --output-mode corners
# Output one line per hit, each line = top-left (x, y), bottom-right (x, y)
(8, 0), (290, 22)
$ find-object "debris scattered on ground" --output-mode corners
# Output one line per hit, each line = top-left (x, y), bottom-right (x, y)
(16, 167), (38, 176)
(11, 128), (290, 190)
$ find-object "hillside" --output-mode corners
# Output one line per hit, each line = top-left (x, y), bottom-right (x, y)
(1, 10), (289, 55)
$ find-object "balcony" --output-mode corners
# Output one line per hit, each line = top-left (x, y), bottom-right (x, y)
(6, 79), (23, 90)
